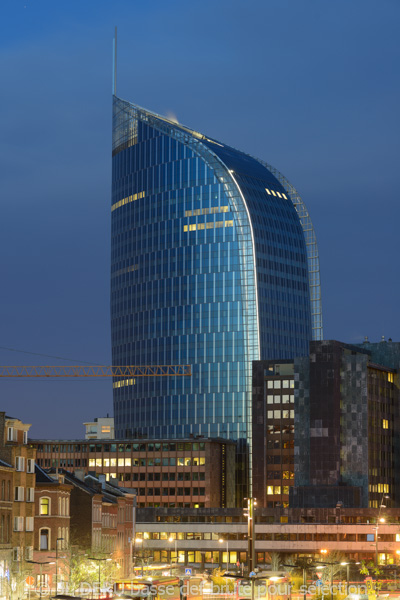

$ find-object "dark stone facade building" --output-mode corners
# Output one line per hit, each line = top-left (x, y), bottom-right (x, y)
(253, 339), (400, 509)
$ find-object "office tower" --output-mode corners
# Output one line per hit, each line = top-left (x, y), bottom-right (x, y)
(111, 95), (322, 494)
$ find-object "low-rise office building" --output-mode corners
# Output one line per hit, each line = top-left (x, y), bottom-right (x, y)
(31, 438), (235, 508)
(135, 506), (400, 569)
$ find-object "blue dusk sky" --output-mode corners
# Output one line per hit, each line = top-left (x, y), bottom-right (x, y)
(0, 0), (399, 438)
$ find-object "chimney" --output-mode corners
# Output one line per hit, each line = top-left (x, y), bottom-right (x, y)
(74, 469), (85, 482)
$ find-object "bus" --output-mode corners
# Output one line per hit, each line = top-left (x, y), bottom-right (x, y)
(114, 577), (203, 600)
(114, 577), (180, 600)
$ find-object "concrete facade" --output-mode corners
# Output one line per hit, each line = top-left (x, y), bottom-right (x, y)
(32, 438), (236, 507)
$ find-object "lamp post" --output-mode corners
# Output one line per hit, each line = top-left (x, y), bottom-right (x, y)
(375, 493), (389, 566)
(55, 536), (64, 595)
(243, 497), (256, 574)
(219, 538), (229, 572)
(88, 557), (112, 598)
(26, 560), (55, 600)
(341, 562), (350, 594)
(135, 538), (145, 576)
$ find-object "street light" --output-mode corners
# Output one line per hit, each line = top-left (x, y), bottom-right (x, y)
(282, 559), (314, 600)
(168, 536), (178, 565)
(340, 561), (360, 593)
(87, 557), (112, 597)
(26, 560), (55, 600)
(55, 537), (64, 595)
(375, 493), (390, 566)
(219, 538), (229, 572)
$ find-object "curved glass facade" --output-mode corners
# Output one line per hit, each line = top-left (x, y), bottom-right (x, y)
(111, 96), (322, 495)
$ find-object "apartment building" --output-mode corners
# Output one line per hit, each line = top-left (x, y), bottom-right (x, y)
(0, 412), (36, 568)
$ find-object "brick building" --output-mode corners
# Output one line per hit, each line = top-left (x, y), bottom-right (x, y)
(51, 470), (135, 577)
(0, 458), (13, 600)
(32, 438), (235, 507)
(31, 466), (73, 592)
(0, 412), (36, 568)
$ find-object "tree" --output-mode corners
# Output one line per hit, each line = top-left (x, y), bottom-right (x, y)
(318, 551), (347, 587)
(3, 560), (35, 600)
(210, 567), (234, 593)
(269, 552), (283, 571)
(60, 546), (123, 596)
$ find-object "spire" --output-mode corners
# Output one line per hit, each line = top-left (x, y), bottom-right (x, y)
(112, 26), (117, 96)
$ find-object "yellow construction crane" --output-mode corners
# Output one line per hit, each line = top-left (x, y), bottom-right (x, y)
(0, 365), (191, 377)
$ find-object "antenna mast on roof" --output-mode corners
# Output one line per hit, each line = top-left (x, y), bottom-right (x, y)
(113, 26), (117, 95)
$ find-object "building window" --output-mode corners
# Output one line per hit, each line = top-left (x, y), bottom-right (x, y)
(14, 517), (24, 531)
(7, 428), (14, 441)
(40, 528), (50, 550)
(12, 547), (21, 562)
(26, 546), (33, 560)
(14, 487), (24, 501)
(40, 497), (50, 516)
(26, 517), (34, 531)
(23, 431), (28, 444)
(27, 459), (35, 473)
(15, 457), (25, 471)
(27, 488), (35, 502)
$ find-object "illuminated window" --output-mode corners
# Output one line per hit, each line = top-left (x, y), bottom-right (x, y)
(101, 426), (111, 433)
(89, 459), (95, 467)
(265, 189), (271, 195)
(184, 219), (233, 233)
(125, 458), (131, 467)
(267, 486), (274, 495)
(276, 191), (282, 198)
(118, 458), (124, 467)
(388, 373), (394, 383)
(382, 419), (389, 429)
(40, 498), (50, 516)
(185, 206), (229, 217)
(113, 378), (135, 389)
(274, 486), (281, 494)
(111, 191), (145, 212)
(96, 459), (102, 467)
(271, 190), (276, 196)
(282, 193), (288, 199)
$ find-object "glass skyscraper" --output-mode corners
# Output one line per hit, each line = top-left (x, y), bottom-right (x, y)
(111, 95), (322, 493)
